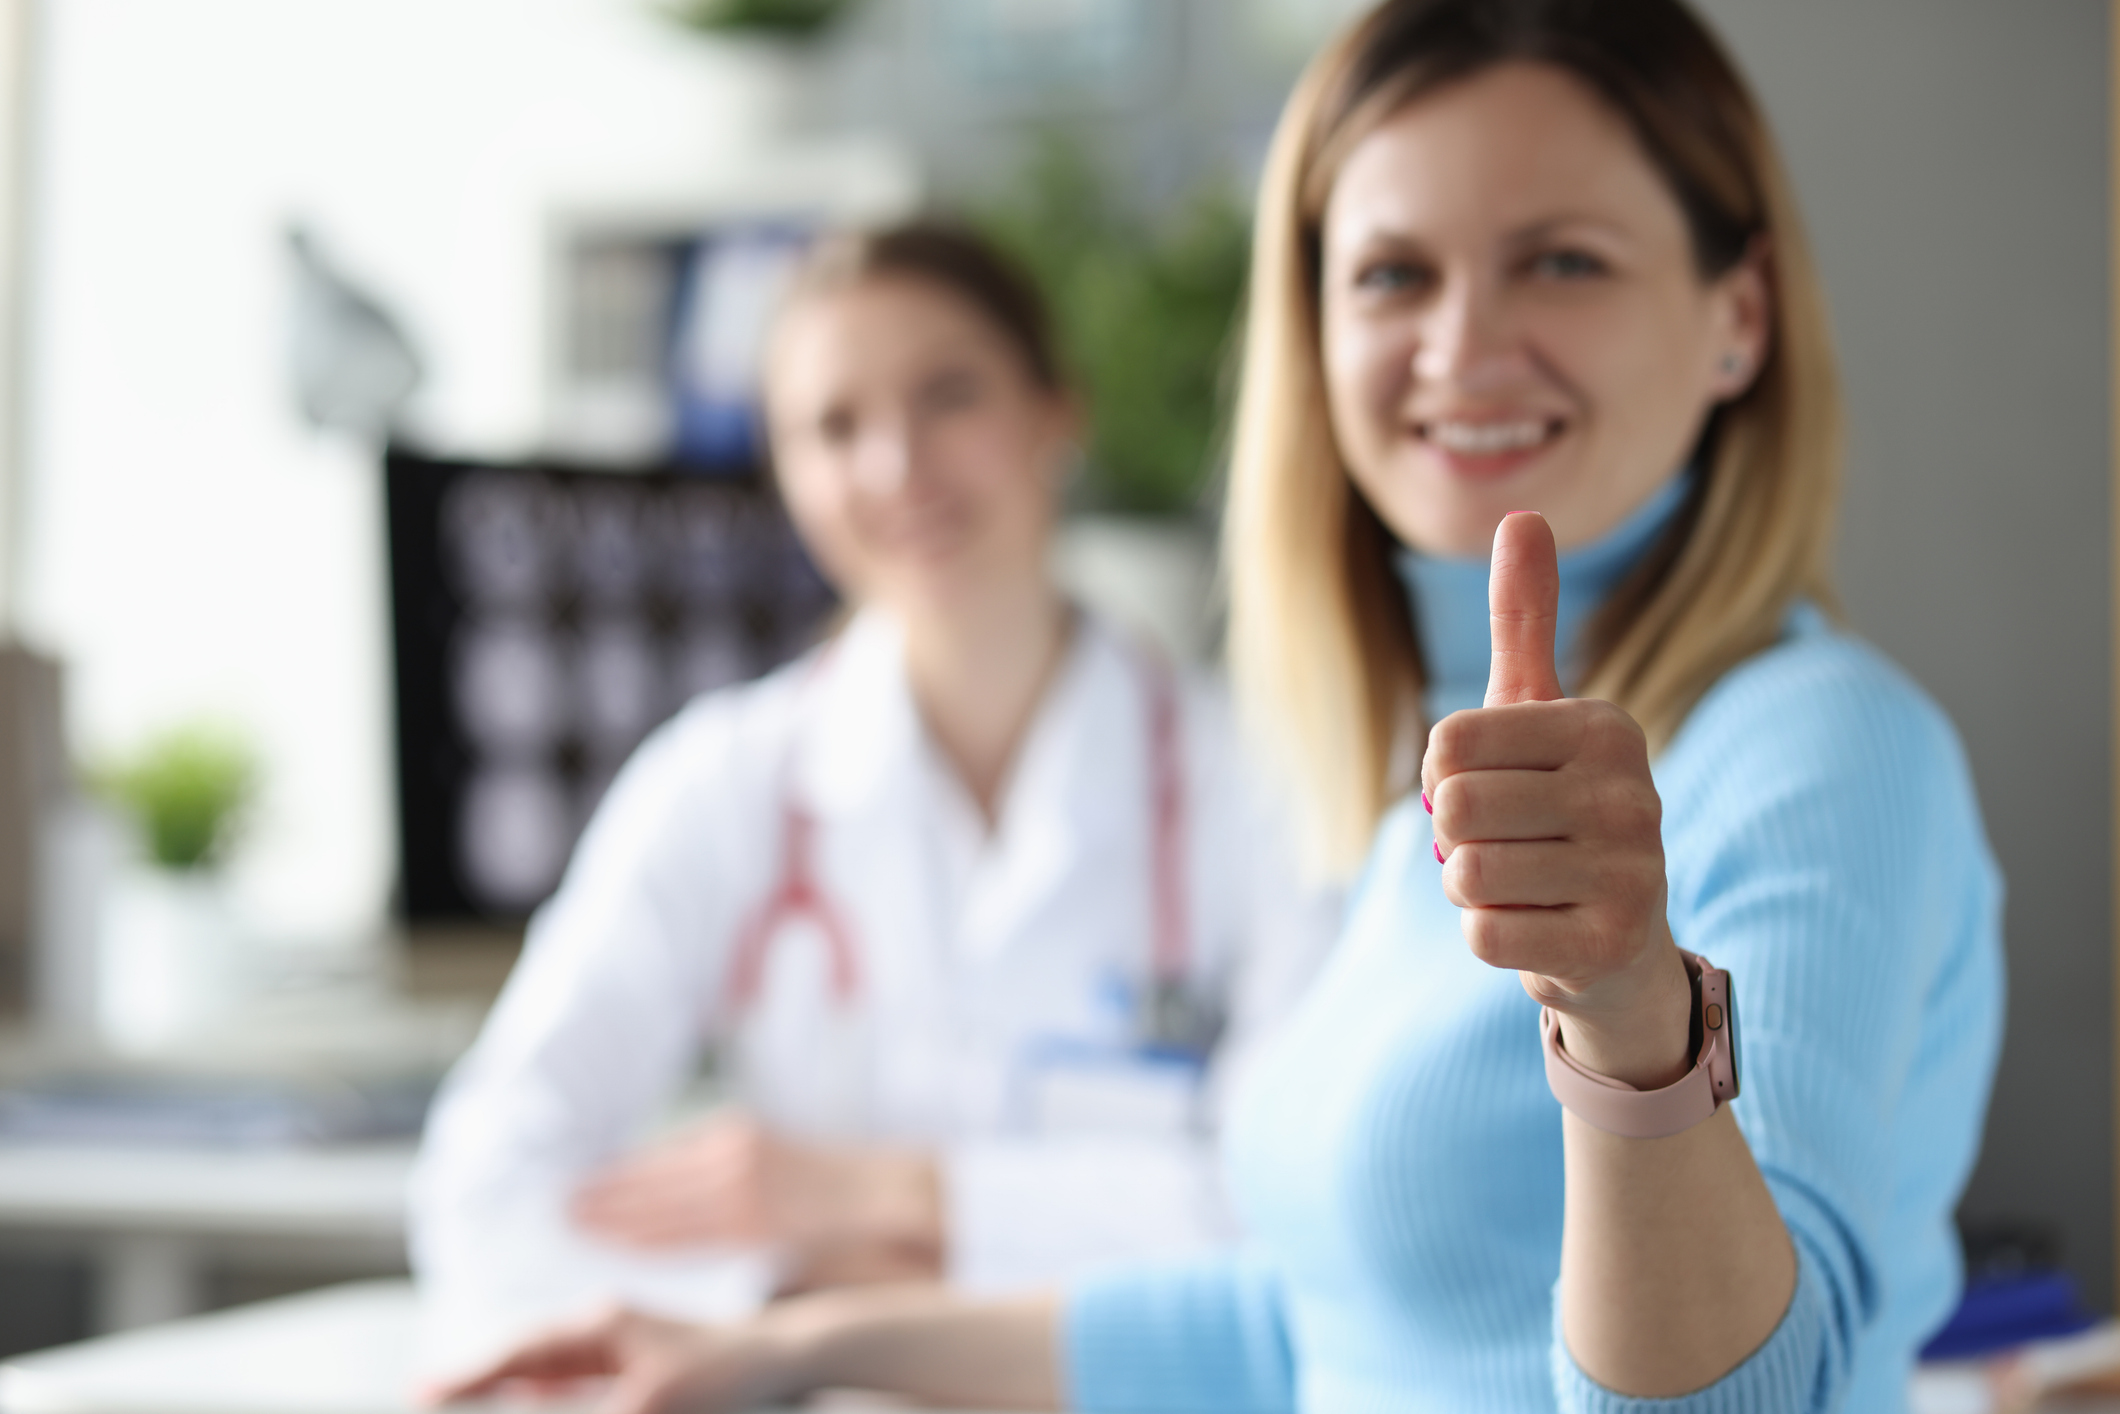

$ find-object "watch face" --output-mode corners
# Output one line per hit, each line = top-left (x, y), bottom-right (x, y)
(1726, 980), (1742, 1093)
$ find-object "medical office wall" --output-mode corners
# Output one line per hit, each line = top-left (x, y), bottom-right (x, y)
(1691, 0), (2114, 1308)
(10, 0), (913, 950)
(9, 0), (1294, 954)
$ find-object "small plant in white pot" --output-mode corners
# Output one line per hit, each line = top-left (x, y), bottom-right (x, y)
(92, 722), (260, 1052)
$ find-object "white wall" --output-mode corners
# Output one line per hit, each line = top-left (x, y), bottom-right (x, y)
(1696, 0), (2113, 1306)
(19, 0), (908, 943)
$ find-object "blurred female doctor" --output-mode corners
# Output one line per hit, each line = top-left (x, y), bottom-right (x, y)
(410, 223), (1338, 1359)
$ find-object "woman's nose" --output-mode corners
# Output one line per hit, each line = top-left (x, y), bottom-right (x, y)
(1409, 274), (1528, 393)
(850, 423), (916, 496)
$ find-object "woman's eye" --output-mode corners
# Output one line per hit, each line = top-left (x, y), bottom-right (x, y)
(919, 370), (985, 415)
(1529, 248), (1609, 280)
(1354, 260), (1430, 296)
(816, 407), (857, 444)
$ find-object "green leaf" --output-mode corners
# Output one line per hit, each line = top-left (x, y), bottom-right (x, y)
(93, 722), (260, 871)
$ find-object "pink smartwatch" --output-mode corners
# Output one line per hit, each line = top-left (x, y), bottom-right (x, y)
(1540, 950), (1739, 1139)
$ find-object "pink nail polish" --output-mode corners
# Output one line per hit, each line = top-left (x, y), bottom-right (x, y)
(1433, 840), (1444, 864)
(1421, 790), (1433, 815)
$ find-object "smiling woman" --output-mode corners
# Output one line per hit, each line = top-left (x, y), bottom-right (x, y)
(1319, 66), (1764, 552)
(762, 235), (1082, 812)
(1229, 14), (1841, 873)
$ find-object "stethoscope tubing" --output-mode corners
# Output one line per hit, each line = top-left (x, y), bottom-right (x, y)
(721, 633), (1191, 1018)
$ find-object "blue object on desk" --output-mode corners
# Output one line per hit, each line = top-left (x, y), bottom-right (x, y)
(1921, 1270), (2100, 1360)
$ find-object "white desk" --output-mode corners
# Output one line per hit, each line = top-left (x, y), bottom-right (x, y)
(0, 1143), (414, 1332)
(7, 1278), (2118, 1414)
(0, 1282), (903, 1414)
(0, 1279), (572, 1414)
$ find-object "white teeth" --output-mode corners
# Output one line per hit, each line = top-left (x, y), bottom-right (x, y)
(1425, 419), (1553, 454)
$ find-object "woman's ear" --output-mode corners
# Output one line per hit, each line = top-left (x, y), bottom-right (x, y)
(1708, 237), (1773, 401)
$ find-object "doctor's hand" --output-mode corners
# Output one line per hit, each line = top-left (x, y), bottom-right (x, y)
(1422, 511), (1694, 1091)
(570, 1112), (944, 1287)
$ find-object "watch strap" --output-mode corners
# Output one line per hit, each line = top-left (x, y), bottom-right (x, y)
(1540, 951), (1734, 1140)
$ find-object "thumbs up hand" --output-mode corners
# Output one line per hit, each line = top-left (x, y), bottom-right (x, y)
(1422, 512), (1695, 1090)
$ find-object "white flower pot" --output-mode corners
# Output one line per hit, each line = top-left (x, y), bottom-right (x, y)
(98, 866), (247, 1054)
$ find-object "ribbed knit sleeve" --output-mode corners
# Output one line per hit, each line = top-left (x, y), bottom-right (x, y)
(1062, 1254), (1296, 1414)
(1549, 624), (2003, 1414)
(1552, 1242), (1832, 1412)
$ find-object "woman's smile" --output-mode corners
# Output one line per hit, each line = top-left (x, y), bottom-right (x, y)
(1410, 412), (1572, 478)
(864, 493), (977, 562)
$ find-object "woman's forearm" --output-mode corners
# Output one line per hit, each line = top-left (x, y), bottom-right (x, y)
(775, 1286), (1066, 1411)
(1557, 1007), (1797, 1398)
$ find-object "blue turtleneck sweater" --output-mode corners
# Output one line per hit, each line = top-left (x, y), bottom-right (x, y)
(1062, 481), (2004, 1413)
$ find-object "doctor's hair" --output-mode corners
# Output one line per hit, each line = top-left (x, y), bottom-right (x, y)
(778, 221), (1065, 393)
(1226, 0), (1843, 877)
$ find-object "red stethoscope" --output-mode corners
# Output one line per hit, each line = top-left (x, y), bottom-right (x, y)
(721, 641), (1194, 1039)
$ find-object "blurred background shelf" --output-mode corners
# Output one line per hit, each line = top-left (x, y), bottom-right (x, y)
(0, 1145), (414, 1336)
(0, 981), (483, 1337)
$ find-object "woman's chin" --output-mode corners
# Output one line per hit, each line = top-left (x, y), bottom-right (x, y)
(875, 560), (1002, 621)
(1385, 503), (1519, 560)
(1381, 456), (1592, 559)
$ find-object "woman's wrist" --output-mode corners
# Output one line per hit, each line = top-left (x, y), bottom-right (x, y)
(763, 1283), (1011, 1401)
(1548, 941), (1696, 1091)
(757, 1287), (886, 1396)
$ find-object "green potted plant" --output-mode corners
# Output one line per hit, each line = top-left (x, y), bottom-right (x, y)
(99, 722), (258, 872)
(92, 722), (260, 1050)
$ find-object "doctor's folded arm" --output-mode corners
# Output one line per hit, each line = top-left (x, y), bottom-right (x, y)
(409, 222), (1342, 1368)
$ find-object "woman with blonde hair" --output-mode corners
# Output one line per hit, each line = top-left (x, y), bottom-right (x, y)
(434, 1), (2003, 1409)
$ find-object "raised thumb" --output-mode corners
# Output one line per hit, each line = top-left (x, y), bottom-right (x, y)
(1485, 511), (1564, 706)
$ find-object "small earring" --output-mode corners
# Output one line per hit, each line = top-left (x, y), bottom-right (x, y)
(1720, 352), (1748, 378)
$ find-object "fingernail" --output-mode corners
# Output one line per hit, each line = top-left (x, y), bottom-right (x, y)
(1421, 789), (1433, 815)
(1433, 840), (1444, 864)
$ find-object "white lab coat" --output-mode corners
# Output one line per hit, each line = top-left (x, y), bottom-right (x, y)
(410, 608), (1338, 1365)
